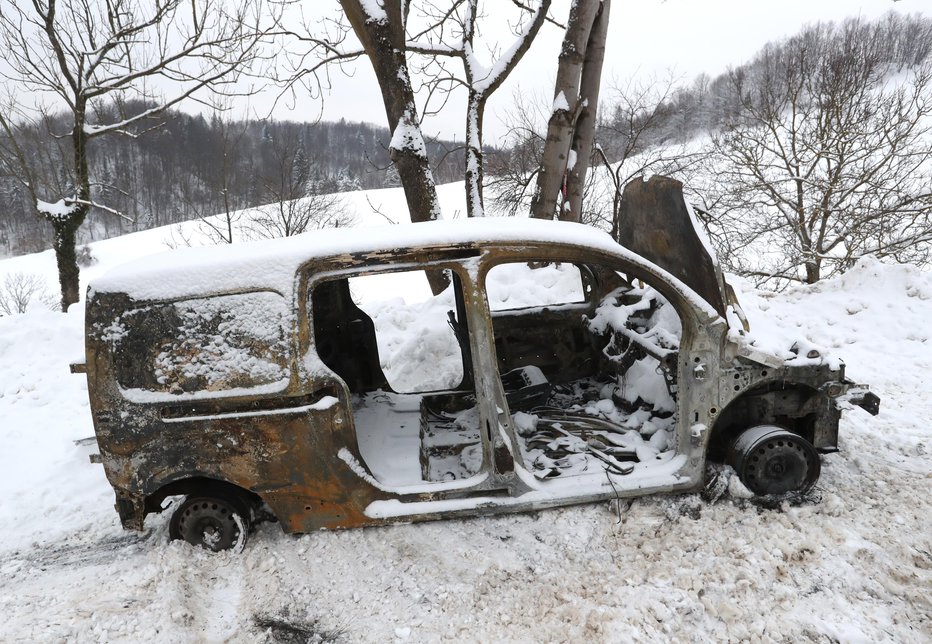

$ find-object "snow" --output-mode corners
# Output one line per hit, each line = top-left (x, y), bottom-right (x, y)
(1, 182), (930, 642)
(358, 0), (387, 23)
(36, 197), (79, 220)
(89, 217), (622, 303)
(352, 273), (463, 392)
(389, 111), (428, 159)
(486, 261), (585, 310)
(552, 90), (570, 112)
(148, 292), (288, 392)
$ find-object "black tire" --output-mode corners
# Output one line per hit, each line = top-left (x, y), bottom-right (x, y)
(728, 425), (821, 495)
(169, 495), (250, 552)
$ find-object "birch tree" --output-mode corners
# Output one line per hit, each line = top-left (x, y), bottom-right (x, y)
(530, 0), (609, 222)
(0, 0), (272, 310)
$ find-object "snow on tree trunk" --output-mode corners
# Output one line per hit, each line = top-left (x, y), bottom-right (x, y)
(465, 92), (486, 218)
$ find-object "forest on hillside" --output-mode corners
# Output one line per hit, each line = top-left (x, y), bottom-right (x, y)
(0, 113), (472, 256)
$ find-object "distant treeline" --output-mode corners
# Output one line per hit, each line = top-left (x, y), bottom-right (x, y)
(0, 110), (472, 256)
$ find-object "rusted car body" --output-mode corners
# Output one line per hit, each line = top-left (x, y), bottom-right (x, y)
(77, 177), (878, 551)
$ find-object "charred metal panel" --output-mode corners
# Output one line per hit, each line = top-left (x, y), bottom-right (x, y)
(312, 279), (388, 393)
(617, 176), (727, 317)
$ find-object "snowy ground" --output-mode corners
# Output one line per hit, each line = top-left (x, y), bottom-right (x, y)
(0, 185), (930, 642)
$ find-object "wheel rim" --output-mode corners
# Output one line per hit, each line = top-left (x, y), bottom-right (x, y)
(172, 497), (245, 552)
(730, 426), (820, 495)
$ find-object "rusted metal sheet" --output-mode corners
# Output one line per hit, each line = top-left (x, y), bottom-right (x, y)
(617, 175), (728, 317)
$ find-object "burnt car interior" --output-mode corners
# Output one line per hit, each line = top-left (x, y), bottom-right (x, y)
(486, 262), (682, 479)
(311, 260), (686, 487)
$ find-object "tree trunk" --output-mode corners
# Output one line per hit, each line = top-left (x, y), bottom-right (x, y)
(51, 218), (82, 310)
(530, 0), (602, 220)
(805, 261), (821, 284)
(460, 0), (549, 218)
(341, 1), (447, 293)
(46, 99), (91, 311)
(341, 0), (442, 225)
(565, 0), (609, 222)
(465, 91), (485, 218)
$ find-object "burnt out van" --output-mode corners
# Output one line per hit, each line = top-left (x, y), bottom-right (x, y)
(75, 177), (878, 551)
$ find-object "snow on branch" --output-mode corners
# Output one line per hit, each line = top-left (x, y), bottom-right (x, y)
(37, 196), (133, 222)
(36, 198), (82, 221)
(469, 0), (549, 94)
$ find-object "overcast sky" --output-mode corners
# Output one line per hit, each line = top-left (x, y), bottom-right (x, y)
(258, 0), (930, 142)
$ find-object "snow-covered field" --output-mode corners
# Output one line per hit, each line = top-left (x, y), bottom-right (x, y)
(0, 184), (930, 642)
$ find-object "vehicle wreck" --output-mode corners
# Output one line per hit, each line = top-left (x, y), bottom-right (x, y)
(74, 176), (879, 551)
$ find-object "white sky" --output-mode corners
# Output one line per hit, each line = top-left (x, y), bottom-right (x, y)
(259, 0), (930, 141)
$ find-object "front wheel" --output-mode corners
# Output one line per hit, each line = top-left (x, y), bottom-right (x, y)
(169, 495), (250, 552)
(728, 425), (821, 495)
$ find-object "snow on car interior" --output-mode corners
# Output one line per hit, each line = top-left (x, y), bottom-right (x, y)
(324, 260), (681, 488)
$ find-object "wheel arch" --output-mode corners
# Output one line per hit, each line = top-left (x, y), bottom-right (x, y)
(708, 380), (825, 461)
(143, 475), (264, 516)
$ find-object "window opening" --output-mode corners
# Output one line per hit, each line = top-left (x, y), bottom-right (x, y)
(486, 261), (586, 312)
(311, 269), (483, 487)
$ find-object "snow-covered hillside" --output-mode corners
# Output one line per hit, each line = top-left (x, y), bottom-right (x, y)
(0, 186), (929, 642)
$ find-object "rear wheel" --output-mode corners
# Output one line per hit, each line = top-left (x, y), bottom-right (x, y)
(169, 495), (250, 552)
(728, 425), (820, 495)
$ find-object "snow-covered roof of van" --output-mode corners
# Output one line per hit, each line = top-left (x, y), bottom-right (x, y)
(89, 218), (630, 302)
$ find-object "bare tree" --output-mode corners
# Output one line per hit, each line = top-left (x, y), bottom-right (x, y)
(530, 0), (610, 222)
(701, 19), (932, 285)
(183, 102), (252, 245)
(247, 133), (354, 240)
(249, 193), (354, 240)
(486, 90), (549, 216)
(0, 272), (58, 315)
(593, 74), (703, 240)
(0, 0), (273, 310)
